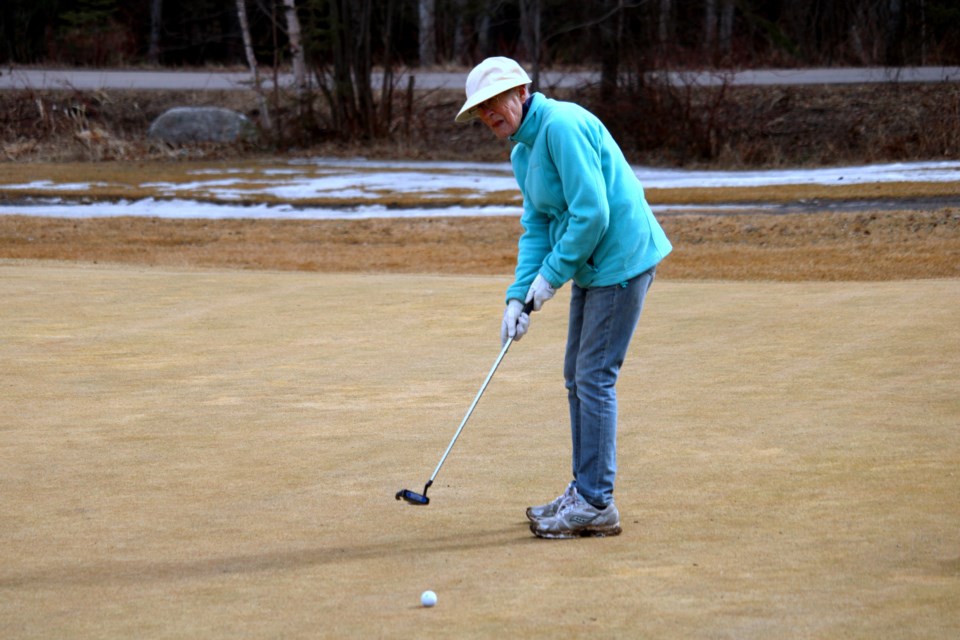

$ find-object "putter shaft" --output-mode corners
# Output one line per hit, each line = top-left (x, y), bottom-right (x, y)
(397, 300), (533, 505)
(428, 336), (514, 483)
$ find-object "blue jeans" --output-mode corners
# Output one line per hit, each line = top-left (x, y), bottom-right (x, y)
(564, 267), (655, 508)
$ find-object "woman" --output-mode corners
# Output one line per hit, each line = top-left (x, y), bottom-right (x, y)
(456, 57), (672, 538)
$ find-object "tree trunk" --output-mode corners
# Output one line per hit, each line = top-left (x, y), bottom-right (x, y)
(379, 0), (397, 126)
(599, 0), (621, 100)
(282, 0), (308, 99)
(418, 0), (436, 66)
(658, 0), (672, 48)
(235, 0), (271, 132)
(322, 0), (379, 139)
(478, 14), (491, 58)
(356, 0), (375, 136)
(519, 0), (541, 87)
(147, 0), (163, 65)
(451, 0), (467, 64)
(885, 0), (904, 65)
(329, 0), (354, 134)
(919, 0), (927, 64)
(719, 0), (735, 57)
(703, 0), (717, 60)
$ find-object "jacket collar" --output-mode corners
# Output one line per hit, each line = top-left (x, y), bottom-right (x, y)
(510, 92), (544, 147)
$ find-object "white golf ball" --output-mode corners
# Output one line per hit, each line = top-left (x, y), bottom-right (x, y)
(420, 590), (437, 607)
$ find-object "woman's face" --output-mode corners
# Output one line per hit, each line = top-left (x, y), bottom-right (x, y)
(477, 87), (527, 139)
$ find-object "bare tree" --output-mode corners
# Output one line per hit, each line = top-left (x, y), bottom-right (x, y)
(519, 0), (541, 84)
(885, 0), (905, 64)
(236, 0), (271, 132)
(704, 0), (717, 60)
(919, 0), (927, 63)
(283, 0), (308, 98)
(451, 0), (468, 63)
(418, 0), (436, 66)
(718, 0), (735, 57)
(147, 0), (163, 65)
(599, 0), (623, 100)
(533, 1), (645, 91)
(477, 0), (493, 58)
(315, 0), (396, 139)
(658, 0), (672, 49)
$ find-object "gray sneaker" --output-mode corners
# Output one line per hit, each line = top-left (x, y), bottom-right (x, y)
(529, 489), (622, 539)
(526, 482), (577, 522)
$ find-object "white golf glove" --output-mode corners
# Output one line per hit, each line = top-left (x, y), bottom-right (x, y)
(500, 299), (530, 346)
(525, 274), (556, 311)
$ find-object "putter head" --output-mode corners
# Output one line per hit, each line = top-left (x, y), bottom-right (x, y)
(395, 481), (432, 505)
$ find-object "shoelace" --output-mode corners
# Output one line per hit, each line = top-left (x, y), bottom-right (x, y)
(556, 486), (580, 515)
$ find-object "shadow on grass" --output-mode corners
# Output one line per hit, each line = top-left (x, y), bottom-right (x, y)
(0, 525), (538, 589)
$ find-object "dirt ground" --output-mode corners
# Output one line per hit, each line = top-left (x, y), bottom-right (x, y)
(1, 260), (958, 639)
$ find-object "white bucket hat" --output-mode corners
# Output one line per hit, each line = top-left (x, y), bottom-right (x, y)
(455, 57), (532, 123)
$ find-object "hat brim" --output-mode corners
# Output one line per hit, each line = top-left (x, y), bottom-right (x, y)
(455, 79), (529, 123)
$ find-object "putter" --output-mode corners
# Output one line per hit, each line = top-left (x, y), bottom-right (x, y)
(396, 300), (534, 505)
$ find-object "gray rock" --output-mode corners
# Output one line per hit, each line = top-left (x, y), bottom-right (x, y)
(148, 107), (257, 144)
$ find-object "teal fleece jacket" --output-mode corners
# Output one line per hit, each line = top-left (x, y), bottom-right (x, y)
(505, 93), (672, 303)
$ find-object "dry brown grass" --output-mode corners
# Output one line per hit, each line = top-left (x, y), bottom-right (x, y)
(2, 264), (957, 638)
(1, 206), (958, 281)
(660, 208), (960, 280)
(0, 89), (258, 163)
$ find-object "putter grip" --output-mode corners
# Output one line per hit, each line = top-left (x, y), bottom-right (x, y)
(522, 300), (534, 315)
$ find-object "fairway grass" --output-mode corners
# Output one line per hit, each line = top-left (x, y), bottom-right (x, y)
(1, 262), (957, 638)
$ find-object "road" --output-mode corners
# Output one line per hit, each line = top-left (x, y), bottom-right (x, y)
(2, 66), (959, 91)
